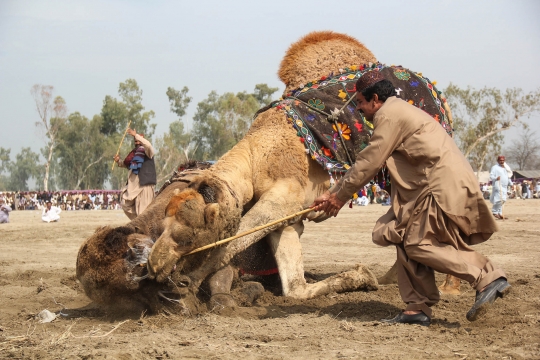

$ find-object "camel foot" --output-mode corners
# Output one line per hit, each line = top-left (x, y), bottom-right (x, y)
(284, 264), (378, 299)
(208, 293), (237, 314)
(438, 274), (461, 295)
(240, 281), (265, 304)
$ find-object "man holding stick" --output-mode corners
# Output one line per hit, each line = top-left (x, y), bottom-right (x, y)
(489, 155), (511, 219)
(311, 71), (510, 326)
(113, 128), (156, 219)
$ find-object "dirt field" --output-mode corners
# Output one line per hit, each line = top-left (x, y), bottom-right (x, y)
(1, 199), (539, 359)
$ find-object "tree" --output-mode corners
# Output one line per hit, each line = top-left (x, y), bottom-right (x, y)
(253, 83), (279, 107)
(55, 112), (110, 189)
(118, 79), (156, 139)
(166, 86), (191, 118)
(0, 147), (11, 191)
(7, 148), (40, 191)
(506, 129), (540, 170)
(445, 84), (540, 171)
(192, 85), (273, 160)
(100, 79), (157, 189)
(31, 85), (68, 191)
(100, 95), (128, 136)
(154, 87), (196, 185)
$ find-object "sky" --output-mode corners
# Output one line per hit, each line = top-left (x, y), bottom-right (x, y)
(1, 0), (539, 158)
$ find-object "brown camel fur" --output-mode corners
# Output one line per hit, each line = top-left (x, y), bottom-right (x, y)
(76, 162), (279, 312)
(147, 31), (390, 299)
(279, 31), (377, 94)
(76, 169), (207, 313)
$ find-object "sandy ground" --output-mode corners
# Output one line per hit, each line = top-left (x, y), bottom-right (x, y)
(1, 199), (539, 359)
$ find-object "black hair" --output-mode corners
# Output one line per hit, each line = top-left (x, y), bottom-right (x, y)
(361, 80), (396, 102)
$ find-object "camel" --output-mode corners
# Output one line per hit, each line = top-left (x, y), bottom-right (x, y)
(78, 31), (459, 313)
(147, 31), (462, 302)
(76, 163), (210, 313)
(77, 161), (282, 313)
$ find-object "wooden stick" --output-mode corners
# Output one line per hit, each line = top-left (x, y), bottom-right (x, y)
(184, 208), (314, 256)
(499, 179), (505, 220)
(111, 120), (132, 171)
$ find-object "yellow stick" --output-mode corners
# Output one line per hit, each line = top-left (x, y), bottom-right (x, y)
(184, 208), (314, 256)
(499, 179), (505, 220)
(111, 120), (132, 171)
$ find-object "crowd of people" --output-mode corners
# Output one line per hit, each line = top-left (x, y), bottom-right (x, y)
(0, 190), (123, 212)
(0, 127), (158, 224)
(481, 179), (540, 200)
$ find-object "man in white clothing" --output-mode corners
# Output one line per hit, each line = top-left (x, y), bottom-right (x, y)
(42, 201), (61, 223)
(0, 197), (12, 223)
(489, 155), (511, 219)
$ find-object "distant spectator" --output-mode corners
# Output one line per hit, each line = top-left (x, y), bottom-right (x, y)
(522, 181), (529, 199)
(0, 197), (12, 223)
(42, 201), (61, 223)
(489, 155), (511, 219)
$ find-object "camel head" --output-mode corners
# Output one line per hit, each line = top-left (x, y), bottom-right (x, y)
(278, 31), (377, 94)
(147, 176), (241, 283)
(76, 226), (165, 312)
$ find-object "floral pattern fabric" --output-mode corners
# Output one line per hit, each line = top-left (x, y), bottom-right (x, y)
(273, 63), (453, 175)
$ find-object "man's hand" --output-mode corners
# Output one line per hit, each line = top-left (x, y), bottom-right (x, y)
(497, 176), (500, 180)
(310, 191), (346, 217)
(127, 128), (137, 137)
(113, 154), (120, 163)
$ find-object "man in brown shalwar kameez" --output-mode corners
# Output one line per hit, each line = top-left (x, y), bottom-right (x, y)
(312, 71), (510, 326)
(114, 128), (156, 220)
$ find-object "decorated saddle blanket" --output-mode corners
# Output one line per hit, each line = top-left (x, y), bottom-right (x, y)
(272, 63), (452, 175)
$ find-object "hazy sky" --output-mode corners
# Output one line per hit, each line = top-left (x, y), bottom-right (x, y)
(1, 0), (539, 157)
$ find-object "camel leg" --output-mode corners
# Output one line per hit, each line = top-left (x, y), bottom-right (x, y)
(267, 221), (378, 299)
(438, 274), (461, 295)
(207, 265), (237, 309)
(378, 260), (460, 294)
(187, 180), (307, 289)
(377, 260), (398, 285)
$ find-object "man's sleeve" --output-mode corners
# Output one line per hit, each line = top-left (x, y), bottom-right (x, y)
(135, 134), (155, 159)
(330, 115), (403, 202)
(489, 166), (498, 181)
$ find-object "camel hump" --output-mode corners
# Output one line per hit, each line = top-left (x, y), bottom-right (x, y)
(278, 31), (377, 92)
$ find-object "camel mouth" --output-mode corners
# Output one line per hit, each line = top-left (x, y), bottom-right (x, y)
(157, 273), (193, 312)
(125, 239), (155, 284)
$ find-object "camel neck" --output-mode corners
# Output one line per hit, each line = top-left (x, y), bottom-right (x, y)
(208, 139), (254, 207)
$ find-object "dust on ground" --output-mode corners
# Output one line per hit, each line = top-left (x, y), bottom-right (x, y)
(1, 200), (539, 359)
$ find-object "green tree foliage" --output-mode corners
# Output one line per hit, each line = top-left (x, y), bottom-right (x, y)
(55, 112), (110, 189)
(100, 95), (128, 136)
(99, 79), (157, 189)
(7, 148), (41, 191)
(192, 85), (278, 160)
(445, 84), (540, 171)
(252, 83), (279, 107)
(154, 87), (195, 185)
(118, 79), (156, 139)
(166, 86), (191, 118)
(0, 147), (11, 190)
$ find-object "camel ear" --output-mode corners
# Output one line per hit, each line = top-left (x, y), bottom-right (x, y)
(204, 203), (219, 225)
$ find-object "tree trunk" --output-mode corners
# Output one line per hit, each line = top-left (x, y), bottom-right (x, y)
(74, 155), (105, 189)
(43, 142), (54, 191)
